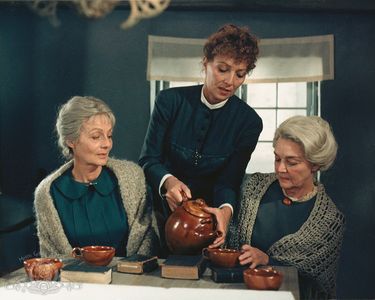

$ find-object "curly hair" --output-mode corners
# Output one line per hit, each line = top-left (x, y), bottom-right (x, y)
(203, 24), (259, 73)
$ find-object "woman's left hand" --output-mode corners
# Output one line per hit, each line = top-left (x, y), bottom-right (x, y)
(203, 206), (232, 248)
(239, 244), (269, 268)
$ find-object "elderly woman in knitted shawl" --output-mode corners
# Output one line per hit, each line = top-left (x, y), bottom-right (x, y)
(228, 115), (345, 299)
(34, 96), (159, 258)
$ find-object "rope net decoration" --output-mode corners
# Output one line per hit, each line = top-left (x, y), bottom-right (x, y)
(29, 0), (171, 29)
(121, 0), (171, 29)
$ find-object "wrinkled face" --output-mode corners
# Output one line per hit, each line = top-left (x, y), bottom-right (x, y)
(203, 55), (247, 104)
(274, 138), (317, 193)
(68, 114), (113, 167)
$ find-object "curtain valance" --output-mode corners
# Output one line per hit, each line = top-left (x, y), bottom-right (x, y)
(147, 34), (334, 83)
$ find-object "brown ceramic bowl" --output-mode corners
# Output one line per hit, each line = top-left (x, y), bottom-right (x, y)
(24, 258), (63, 281)
(72, 246), (115, 266)
(243, 267), (283, 290)
(202, 248), (241, 268)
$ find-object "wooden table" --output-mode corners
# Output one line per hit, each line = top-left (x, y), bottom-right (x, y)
(0, 258), (299, 300)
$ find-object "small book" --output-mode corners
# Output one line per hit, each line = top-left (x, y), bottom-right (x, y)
(210, 265), (248, 283)
(117, 254), (159, 274)
(161, 255), (207, 280)
(60, 260), (112, 284)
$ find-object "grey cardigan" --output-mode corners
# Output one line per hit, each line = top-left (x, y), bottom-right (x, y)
(228, 173), (345, 298)
(34, 158), (159, 257)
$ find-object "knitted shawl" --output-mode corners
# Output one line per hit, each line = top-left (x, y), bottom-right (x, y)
(34, 158), (159, 257)
(228, 173), (345, 297)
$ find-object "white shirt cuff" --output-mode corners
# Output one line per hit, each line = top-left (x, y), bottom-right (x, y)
(219, 203), (233, 216)
(159, 174), (173, 198)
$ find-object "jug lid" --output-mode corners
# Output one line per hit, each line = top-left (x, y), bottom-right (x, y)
(182, 198), (211, 218)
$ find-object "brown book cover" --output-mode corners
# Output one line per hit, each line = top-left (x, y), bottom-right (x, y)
(60, 260), (112, 284)
(117, 254), (159, 274)
(161, 255), (207, 280)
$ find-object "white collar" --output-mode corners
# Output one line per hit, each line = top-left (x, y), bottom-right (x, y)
(200, 87), (228, 110)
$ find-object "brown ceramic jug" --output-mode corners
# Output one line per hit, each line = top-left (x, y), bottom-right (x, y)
(165, 198), (219, 255)
(24, 258), (63, 281)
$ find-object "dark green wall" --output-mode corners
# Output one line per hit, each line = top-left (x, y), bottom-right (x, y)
(1, 4), (374, 298)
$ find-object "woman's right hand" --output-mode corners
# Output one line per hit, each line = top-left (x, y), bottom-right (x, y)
(238, 244), (269, 268)
(163, 176), (192, 211)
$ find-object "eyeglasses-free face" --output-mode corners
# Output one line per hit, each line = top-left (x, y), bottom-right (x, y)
(274, 138), (317, 198)
(68, 114), (113, 171)
(203, 55), (247, 105)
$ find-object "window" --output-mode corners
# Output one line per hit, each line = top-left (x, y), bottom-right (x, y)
(244, 82), (319, 173)
(150, 81), (319, 173)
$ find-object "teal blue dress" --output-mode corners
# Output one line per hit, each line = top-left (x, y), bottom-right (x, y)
(50, 167), (129, 256)
(252, 180), (316, 264)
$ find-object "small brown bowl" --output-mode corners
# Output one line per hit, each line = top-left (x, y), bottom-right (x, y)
(72, 245), (115, 266)
(243, 267), (283, 290)
(202, 248), (242, 268)
(24, 258), (63, 281)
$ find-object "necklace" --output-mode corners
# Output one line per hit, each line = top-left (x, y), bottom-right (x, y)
(282, 185), (318, 206)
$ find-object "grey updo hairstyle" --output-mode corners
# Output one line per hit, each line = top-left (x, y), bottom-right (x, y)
(273, 115), (338, 171)
(55, 96), (116, 160)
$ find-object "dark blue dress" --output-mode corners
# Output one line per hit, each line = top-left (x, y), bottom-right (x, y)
(50, 167), (129, 256)
(139, 85), (262, 210)
(252, 180), (316, 264)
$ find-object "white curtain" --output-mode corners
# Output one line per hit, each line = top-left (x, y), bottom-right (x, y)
(147, 34), (334, 83)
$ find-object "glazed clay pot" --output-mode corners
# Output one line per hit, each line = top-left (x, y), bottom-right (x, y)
(202, 248), (242, 268)
(243, 267), (283, 290)
(24, 258), (63, 281)
(165, 198), (219, 255)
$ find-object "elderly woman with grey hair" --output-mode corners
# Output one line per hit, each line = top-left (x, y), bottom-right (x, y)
(34, 96), (159, 258)
(228, 115), (345, 299)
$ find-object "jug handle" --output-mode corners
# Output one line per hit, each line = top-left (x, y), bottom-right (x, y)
(175, 191), (189, 207)
(204, 228), (223, 238)
(202, 247), (210, 259)
(200, 218), (212, 225)
(72, 247), (83, 259)
(215, 230), (223, 238)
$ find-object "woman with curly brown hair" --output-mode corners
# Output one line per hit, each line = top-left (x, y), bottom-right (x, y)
(139, 24), (263, 254)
